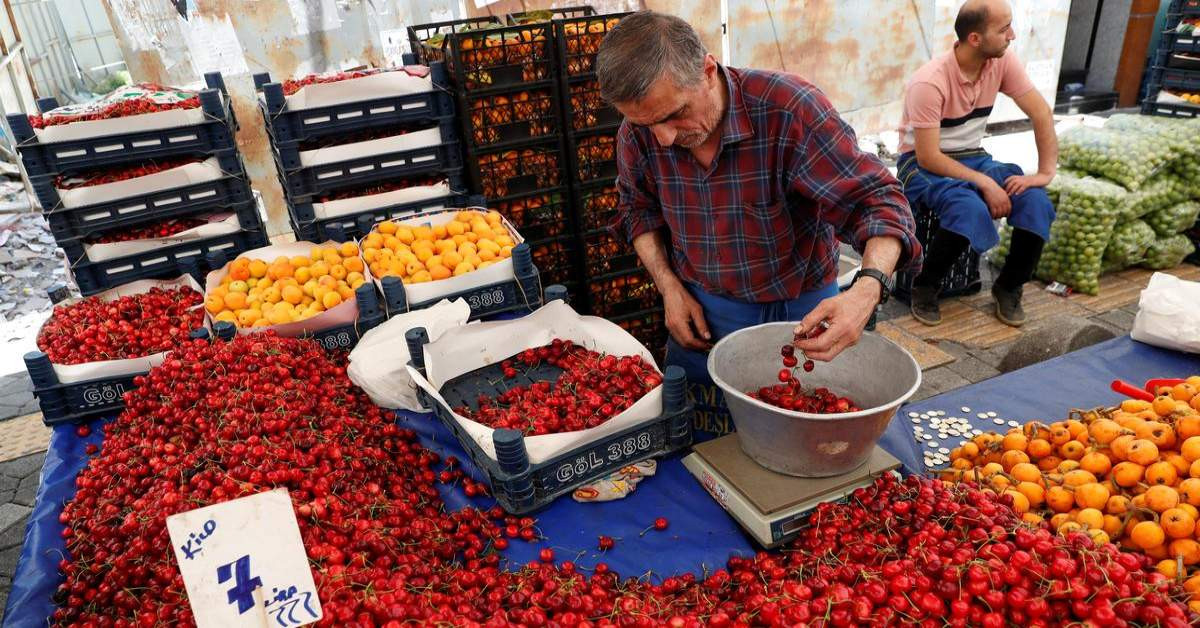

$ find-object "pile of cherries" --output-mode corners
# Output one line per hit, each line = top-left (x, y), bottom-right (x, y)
(747, 327), (861, 414)
(457, 339), (662, 435)
(88, 217), (207, 244)
(37, 286), (204, 364)
(55, 158), (198, 189)
(316, 174), (445, 202)
(32, 93), (200, 129)
(281, 70), (376, 95)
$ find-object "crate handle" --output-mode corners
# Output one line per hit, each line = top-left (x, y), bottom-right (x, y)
(405, 327), (430, 376)
(213, 321), (237, 341)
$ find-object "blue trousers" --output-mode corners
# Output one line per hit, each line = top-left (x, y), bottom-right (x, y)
(897, 151), (1055, 252)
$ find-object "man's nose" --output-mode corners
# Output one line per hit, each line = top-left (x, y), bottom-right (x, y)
(651, 124), (676, 146)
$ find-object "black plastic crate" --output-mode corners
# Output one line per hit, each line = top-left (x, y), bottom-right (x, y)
(506, 6), (595, 24)
(586, 267), (661, 319)
(1159, 65), (1200, 91)
(1172, 0), (1200, 15)
(253, 63), (455, 144)
(37, 162), (254, 242)
(273, 133), (462, 200)
(300, 284), (387, 351)
(895, 201), (982, 300)
(581, 228), (640, 278)
(380, 241), (543, 320)
(1165, 30), (1200, 54)
(568, 127), (618, 186)
(1142, 96), (1200, 118)
(68, 227), (268, 296)
(408, 19), (555, 91)
(564, 77), (621, 133)
(404, 321), (692, 514)
(467, 140), (566, 199)
(612, 308), (668, 363)
(576, 180), (619, 231)
(553, 12), (629, 78)
(289, 191), (479, 243)
(461, 82), (562, 149)
(489, 188), (572, 242)
(8, 87), (237, 178)
(59, 202), (263, 258)
(528, 235), (582, 288)
(272, 115), (458, 171)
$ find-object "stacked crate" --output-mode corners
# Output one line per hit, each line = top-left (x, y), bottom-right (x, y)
(408, 15), (584, 295)
(6, 73), (266, 296)
(253, 63), (469, 242)
(552, 10), (665, 352)
(1142, 0), (1200, 118)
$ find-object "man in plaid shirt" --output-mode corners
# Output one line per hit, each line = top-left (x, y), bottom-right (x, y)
(597, 11), (922, 397)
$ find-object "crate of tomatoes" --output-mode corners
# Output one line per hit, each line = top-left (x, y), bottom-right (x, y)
(7, 76), (237, 178)
(202, 241), (386, 351)
(253, 64), (454, 144)
(405, 298), (692, 513)
(365, 207), (544, 320)
(24, 275), (207, 425)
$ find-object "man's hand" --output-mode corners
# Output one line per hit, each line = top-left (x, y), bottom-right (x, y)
(663, 283), (712, 351)
(1004, 172), (1054, 197)
(792, 280), (880, 362)
(978, 177), (1012, 219)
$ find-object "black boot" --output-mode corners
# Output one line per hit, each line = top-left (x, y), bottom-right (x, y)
(993, 228), (1045, 327)
(909, 228), (970, 327)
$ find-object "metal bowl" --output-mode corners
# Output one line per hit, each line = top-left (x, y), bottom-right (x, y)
(707, 322), (921, 477)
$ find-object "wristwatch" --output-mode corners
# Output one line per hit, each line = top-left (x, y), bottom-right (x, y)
(852, 268), (893, 305)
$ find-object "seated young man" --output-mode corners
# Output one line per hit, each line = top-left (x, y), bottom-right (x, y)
(897, 0), (1057, 327)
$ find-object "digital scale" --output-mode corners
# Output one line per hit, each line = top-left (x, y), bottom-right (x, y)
(682, 434), (902, 548)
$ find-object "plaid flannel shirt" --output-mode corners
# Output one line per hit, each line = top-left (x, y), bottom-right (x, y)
(613, 66), (923, 302)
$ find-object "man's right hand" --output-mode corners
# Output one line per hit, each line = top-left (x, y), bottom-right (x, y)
(663, 283), (712, 351)
(978, 177), (1012, 219)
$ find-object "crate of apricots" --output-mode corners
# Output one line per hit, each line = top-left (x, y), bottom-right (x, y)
(942, 376), (1200, 613)
(365, 208), (543, 319)
(203, 241), (386, 347)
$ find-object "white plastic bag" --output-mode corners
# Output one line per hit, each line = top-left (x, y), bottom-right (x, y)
(346, 298), (471, 410)
(1131, 272), (1200, 354)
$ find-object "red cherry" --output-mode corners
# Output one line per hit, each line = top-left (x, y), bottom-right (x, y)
(654, 517), (669, 531)
(778, 369), (791, 382)
(538, 548), (554, 563)
(803, 360), (815, 372)
(782, 355), (798, 368)
(75, 425), (91, 438)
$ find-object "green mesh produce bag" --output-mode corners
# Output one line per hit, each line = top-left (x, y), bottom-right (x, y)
(1145, 201), (1200, 237)
(1034, 173), (1128, 294)
(1059, 125), (1179, 191)
(1101, 220), (1156, 271)
(1142, 234), (1197, 270)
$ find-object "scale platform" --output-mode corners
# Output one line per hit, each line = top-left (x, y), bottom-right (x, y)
(682, 434), (901, 548)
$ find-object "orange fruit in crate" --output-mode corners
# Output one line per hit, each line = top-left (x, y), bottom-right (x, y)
(360, 210), (517, 285)
(206, 244), (358, 328)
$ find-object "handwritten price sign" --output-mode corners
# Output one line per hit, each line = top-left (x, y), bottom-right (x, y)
(166, 489), (322, 628)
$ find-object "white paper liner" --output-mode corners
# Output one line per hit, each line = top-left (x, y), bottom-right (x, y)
(57, 157), (227, 209)
(34, 107), (208, 143)
(312, 181), (450, 219)
(204, 241), (372, 338)
(298, 127), (443, 168)
(83, 212), (241, 262)
(406, 300), (664, 465)
(368, 207), (527, 306)
(41, 275), (206, 384)
(280, 71), (435, 111)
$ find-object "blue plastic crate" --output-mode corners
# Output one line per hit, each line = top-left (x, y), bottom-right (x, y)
(36, 160), (254, 243)
(252, 63), (455, 144)
(1159, 65), (1200, 92)
(68, 226), (268, 296)
(296, 284), (387, 351)
(8, 88), (238, 178)
(288, 192), (481, 243)
(1165, 30), (1200, 54)
(404, 317), (693, 514)
(380, 241), (543, 320)
(1142, 97), (1200, 118)
(272, 124), (462, 200)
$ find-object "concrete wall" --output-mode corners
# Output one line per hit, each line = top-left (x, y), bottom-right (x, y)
(1086, 0), (1133, 92)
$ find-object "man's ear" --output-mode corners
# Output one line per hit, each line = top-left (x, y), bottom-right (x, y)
(967, 31), (982, 48)
(703, 54), (719, 84)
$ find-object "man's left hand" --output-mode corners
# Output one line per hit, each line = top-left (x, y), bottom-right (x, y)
(792, 280), (880, 362)
(1003, 173), (1053, 197)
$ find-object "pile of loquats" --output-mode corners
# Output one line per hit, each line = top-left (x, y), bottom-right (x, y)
(362, 210), (516, 284)
(205, 242), (367, 327)
(944, 376), (1200, 610)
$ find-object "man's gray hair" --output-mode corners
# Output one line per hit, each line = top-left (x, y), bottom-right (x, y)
(596, 11), (707, 104)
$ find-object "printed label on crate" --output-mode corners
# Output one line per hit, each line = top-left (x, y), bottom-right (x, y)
(57, 157), (227, 209)
(46, 275), (206, 384)
(299, 126), (443, 168)
(313, 180), (449, 219)
(282, 69), (433, 111)
(83, 212), (242, 261)
(35, 84), (208, 143)
(167, 489), (323, 628)
(405, 300), (665, 465)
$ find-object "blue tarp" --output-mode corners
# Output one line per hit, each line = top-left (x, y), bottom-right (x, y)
(5, 335), (1196, 626)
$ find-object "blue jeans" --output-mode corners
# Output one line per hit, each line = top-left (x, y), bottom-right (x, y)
(897, 151), (1055, 253)
(664, 282), (840, 437)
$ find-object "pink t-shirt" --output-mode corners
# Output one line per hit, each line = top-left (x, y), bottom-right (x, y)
(897, 46), (1036, 155)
